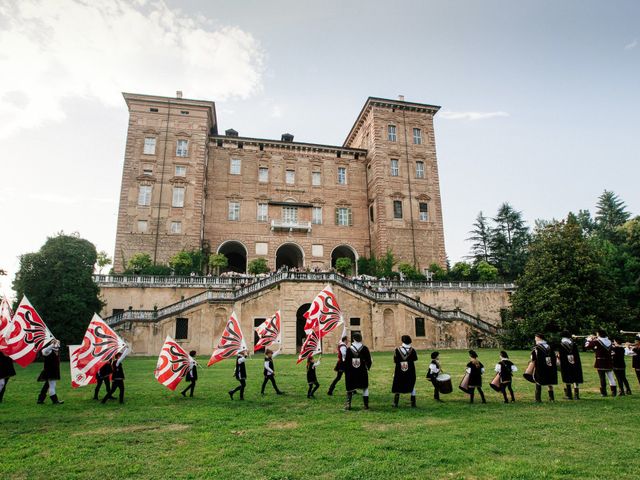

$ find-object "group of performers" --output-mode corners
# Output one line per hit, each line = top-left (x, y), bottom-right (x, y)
(1, 330), (639, 409)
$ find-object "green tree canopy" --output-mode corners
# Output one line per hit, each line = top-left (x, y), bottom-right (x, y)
(490, 202), (530, 280)
(208, 253), (228, 276)
(248, 258), (269, 275)
(595, 190), (630, 237)
(169, 251), (193, 276)
(335, 257), (354, 276)
(466, 211), (491, 264)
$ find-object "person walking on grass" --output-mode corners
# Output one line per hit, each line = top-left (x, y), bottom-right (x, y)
(624, 334), (640, 387)
(93, 361), (112, 400)
(327, 335), (348, 396)
(0, 351), (16, 403)
(261, 349), (283, 396)
(181, 350), (198, 397)
(585, 329), (617, 397)
(307, 354), (320, 398)
(391, 335), (418, 408)
(344, 332), (372, 410)
(426, 351), (443, 402)
(465, 350), (486, 404)
(229, 349), (248, 400)
(494, 351), (517, 403)
(531, 333), (557, 403)
(37, 339), (63, 405)
(557, 331), (583, 400)
(102, 347), (129, 405)
(612, 338), (632, 396)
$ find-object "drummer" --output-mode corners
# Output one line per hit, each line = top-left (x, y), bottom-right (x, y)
(465, 350), (486, 404)
(494, 351), (517, 403)
(426, 351), (444, 402)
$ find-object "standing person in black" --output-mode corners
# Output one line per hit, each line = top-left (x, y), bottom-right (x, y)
(261, 349), (283, 395)
(0, 351), (16, 403)
(181, 350), (198, 397)
(465, 350), (486, 404)
(625, 334), (640, 386)
(229, 349), (248, 400)
(327, 336), (348, 396)
(494, 351), (517, 403)
(531, 333), (558, 403)
(612, 338), (632, 395)
(585, 329), (617, 397)
(557, 332), (583, 400)
(102, 347), (129, 404)
(426, 351), (443, 402)
(93, 361), (112, 400)
(306, 354), (320, 398)
(344, 332), (372, 410)
(37, 339), (63, 405)
(391, 335), (418, 408)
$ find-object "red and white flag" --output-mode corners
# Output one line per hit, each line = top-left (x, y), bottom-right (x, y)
(208, 311), (247, 366)
(254, 311), (281, 352)
(154, 336), (194, 391)
(297, 328), (321, 364)
(0, 296), (13, 351)
(69, 313), (127, 388)
(303, 285), (343, 339)
(3, 296), (54, 367)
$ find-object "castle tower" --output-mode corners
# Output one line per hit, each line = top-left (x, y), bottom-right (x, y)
(344, 97), (446, 271)
(113, 92), (216, 271)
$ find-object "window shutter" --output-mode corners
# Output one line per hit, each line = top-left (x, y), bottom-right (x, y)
(348, 208), (353, 226)
(335, 208), (339, 225)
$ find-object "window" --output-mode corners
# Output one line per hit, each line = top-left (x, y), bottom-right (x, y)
(337, 167), (347, 185)
(286, 169), (295, 185)
(137, 220), (148, 233)
(170, 221), (182, 234)
(391, 159), (399, 177)
(393, 200), (403, 219)
(388, 124), (397, 142)
(175, 165), (186, 177)
(416, 161), (424, 179)
(138, 185), (152, 206)
(369, 205), (374, 223)
(312, 171), (321, 186)
(413, 128), (422, 145)
(172, 187), (185, 207)
(283, 206), (298, 224)
(259, 167), (269, 183)
(142, 165), (153, 176)
(230, 158), (241, 175)
(415, 317), (426, 337)
(350, 317), (361, 327)
(176, 139), (188, 157)
(419, 202), (428, 222)
(175, 318), (188, 340)
(143, 137), (156, 155)
(336, 207), (352, 226)
(312, 206), (323, 225)
(257, 203), (268, 222)
(228, 201), (240, 221)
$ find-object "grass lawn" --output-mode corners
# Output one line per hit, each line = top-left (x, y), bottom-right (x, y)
(1, 349), (639, 479)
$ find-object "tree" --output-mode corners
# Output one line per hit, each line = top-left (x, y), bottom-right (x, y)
(595, 190), (630, 237)
(12, 233), (103, 357)
(335, 257), (354, 276)
(505, 214), (623, 348)
(126, 253), (153, 274)
(490, 202), (530, 280)
(169, 251), (193, 275)
(96, 250), (112, 274)
(379, 250), (396, 278)
(357, 255), (379, 277)
(575, 209), (596, 237)
(248, 257), (269, 275)
(208, 253), (228, 276)
(428, 263), (448, 281)
(449, 261), (473, 281)
(474, 260), (498, 282)
(466, 211), (491, 264)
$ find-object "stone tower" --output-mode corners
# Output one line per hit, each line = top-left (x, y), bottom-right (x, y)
(344, 97), (447, 271)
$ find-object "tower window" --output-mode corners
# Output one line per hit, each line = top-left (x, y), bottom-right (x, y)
(336, 207), (352, 226)
(138, 185), (152, 206)
(230, 158), (242, 175)
(175, 165), (187, 177)
(259, 167), (269, 183)
(419, 202), (428, 222)
(286, 169), (295, 185)
(172, 187), (185, 208)
(176, 139), (188, 157)
(393, 200), (403, 219)
(257, 203), (268, 222)
(170, 221), (182, 234)
(228, 201), (240, 221)
(388, 125), (397, 142)
(413, 128), (422, 145)
(312, 206), (323, 225)
(390, 159), (399, 177)
(416, 161), (425, 179)
(312, 171), (321, 186)
(143, 137), (156, 155)
(337, 167), (347, 185)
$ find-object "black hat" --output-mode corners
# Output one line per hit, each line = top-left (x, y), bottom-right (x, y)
(597, 329), (608, 338)
(431, 351), (439, 359)
(401, 335), (412, 345)
(468, 350), (478, 359)
(500, 350), (509, 358)
(535, 333), (546, 340)
(352, 332), (362, 342)
(189, 350), (196, 356)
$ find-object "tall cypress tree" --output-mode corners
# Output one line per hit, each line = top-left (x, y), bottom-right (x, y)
(595, 190), (630, 238)
(466, 211), (491, 264)
(490, 203), (530, 280)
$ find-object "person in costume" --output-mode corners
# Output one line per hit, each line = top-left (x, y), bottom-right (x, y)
(391, 335), (418, 408)
(465, 350), (486, 404)
(612, 338), (631, 396)
(494, 351), (517, 403)
(37, 339), (63, 405)
(229, 348), (248, 400)
(101, 346), (129, 404)
(93, 361), (112, 400)
(531, 333), (557, 402)
(306, 354), (320, 398)
(624, 334), (640, 387)
(557, 331), (583, 400)
(0, 351), (16, 403)
(426, 351), (443, 402)
(327, 335), (348, 396)
(344, 332), (372, 410)
(181, 350), (198, 397)
(261, 348), (283, 396)
(585, 329), (617, 397)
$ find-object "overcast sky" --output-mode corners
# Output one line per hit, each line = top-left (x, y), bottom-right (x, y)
(1, 0), (639, 296)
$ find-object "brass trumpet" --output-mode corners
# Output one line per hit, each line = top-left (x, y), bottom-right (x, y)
(619, 330), (640, 335)
(571, 334), (592, 339)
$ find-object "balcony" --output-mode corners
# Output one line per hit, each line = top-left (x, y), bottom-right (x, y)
(270, 219), (312, 232)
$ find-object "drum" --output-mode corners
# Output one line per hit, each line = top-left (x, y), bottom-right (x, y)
(436, 373), (453, 394)
(523, 361), (536, 383)
(490, 373), (502, 392)
(459, 372), (470, 393)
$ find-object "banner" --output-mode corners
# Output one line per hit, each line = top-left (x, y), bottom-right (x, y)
(0, 297), (13, 350)
(208, 311), (247, 366)
(303, 285), (343, 339)
(154, 336), (193, 391)
(3, 296), (54, 367)
(297, 328), (321, 364)
(254, 311), (281, 352)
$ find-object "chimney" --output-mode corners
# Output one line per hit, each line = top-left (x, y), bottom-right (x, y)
(176, 90), (183, 99)
(398, 95), (405, 101)
(281, 133), (294, 142)
(225, 128), (238, 137)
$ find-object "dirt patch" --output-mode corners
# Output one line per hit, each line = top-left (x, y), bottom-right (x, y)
(266, 421), (299, 430)
(74, 423), (189, 436)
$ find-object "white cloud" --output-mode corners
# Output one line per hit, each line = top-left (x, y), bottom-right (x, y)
(439, 110), (510, 121)
(0, 0), (265, 139)
(270, 104), (284, 118)
(624, 39), (638, 50)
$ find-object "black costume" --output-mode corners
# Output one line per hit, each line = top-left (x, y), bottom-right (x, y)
(327, 341), (347, 395)
(612, 345), (632, 395)
(261, 356), (282, 395)
(629, 345), (640, 386)
(496, 359), (516, 403)
(427, 359), (442, 401)
(391, 345), (417, 407)
(102, 356), (125, 404)
(306, 358), (320, 398)
(93, 362), (112, 400)
(466, 360), (486, 403)
(229, 355), (247, 400)
(585, 337), (616, 396)
(37, 345), (63, 404)
(344, 342), (372, 409)
(0, 352), (16, 403)
(558, 338), (583, 400)
(531, 342), (558, 402)
(181, 361), (198, 397)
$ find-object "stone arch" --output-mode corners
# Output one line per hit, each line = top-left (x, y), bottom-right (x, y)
(331, 244), (358, 275)
(276, 242), (304, 270)
(383, 308), (395, 346)
(296, 303), (312, 349)
(217, 240), (247, 273)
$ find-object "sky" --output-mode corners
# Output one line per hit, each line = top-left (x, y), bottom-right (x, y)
(1, 0), (639, 296)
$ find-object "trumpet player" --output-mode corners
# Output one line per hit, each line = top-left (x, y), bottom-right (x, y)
(558, 331), (583, 400)
(531, 333), (558, 403)
(584, 329), (617, 397)
(624, 334), (640, 387)
(612, 338), (631, 395)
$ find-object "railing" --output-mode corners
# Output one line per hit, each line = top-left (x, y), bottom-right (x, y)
(104, 271), (499, 335)
(93, 274), (260, 287)
(270, 219), (312, 232)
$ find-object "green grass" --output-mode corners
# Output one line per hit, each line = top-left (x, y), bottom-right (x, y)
(1, 349), (639, 479)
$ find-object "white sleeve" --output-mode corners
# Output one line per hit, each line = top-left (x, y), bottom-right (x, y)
(264, 361), (273, 374)
(340, 345), (347, 361)
(494, 363), (501, 373)
(42, 345), (54, 356)
(465, 367), (471, 374)
(429, 364), (439, 374)
(313, 360), (320, 368)
(237, 356), (246, 364)
(481, 367), (485, 374)
(116, 347), (130, 366)
(511, 365), (518, 372)
(272, 350), (281, 358)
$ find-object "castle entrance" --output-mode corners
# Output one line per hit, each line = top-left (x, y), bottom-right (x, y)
(296, 303), (312, 349)
(276, 243), (304, 270)
(217, 241), (247, 273)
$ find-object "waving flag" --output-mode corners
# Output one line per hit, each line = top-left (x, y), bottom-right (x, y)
(155, 336), (193, 390)
(297, 328), (321, 364)
(208, 312), (247, 366)
(254, 311), (281, 352)
(0, 297), (13, 350)
(69, 314), (127, 388)
(303, 285), (343, 339)
(4, 296), (54, 367)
